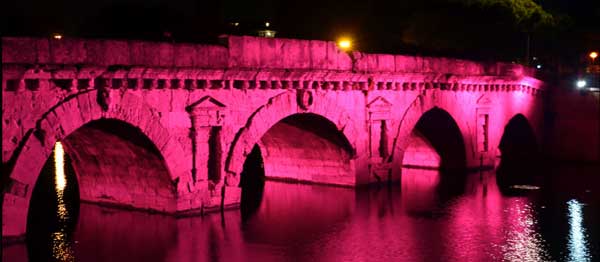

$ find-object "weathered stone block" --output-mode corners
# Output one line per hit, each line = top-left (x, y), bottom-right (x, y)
(2, 38), (38, 63)
(259, 37), (278, 68)
(50, 38), (87, 64)
(174, 43), (196, 67)
(158, 43), (175, 67)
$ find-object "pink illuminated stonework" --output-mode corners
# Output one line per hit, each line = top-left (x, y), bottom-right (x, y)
(1, 35), (544, 239)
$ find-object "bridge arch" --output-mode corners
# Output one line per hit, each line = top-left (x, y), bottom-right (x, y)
(498, 113), (538, 160)
(496, 113), (540, 188)
(401, 107), (467, 170)
(226, 91), (360, 187)
(3, 90), (187, 237)
(391, 92), (471, 172)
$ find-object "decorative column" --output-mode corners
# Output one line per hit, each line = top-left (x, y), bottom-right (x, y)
(476, 95), (493, 168)
(186, 96), (227, 185)
(366, 96), (393, 182)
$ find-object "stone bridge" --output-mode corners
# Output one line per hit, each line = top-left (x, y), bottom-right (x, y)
(2, 35), (543, 239)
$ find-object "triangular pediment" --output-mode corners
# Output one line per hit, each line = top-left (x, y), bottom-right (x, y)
(186, 96), (226, 112)
(367, 96), (392, 109)
(476, 95), (493, 105)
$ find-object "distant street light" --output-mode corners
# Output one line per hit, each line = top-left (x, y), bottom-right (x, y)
(576, 80), (587, 89)
(258, 21), (276, 38)
(52, 33), (63, 40)
(337, 38), (352, 51)
(590, 51), (598, 64)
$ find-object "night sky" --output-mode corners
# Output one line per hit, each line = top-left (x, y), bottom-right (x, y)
(2, 0), (598, 65)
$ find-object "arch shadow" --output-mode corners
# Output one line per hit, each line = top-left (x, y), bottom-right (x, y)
(239, 144), (265, 221)
(226, 91), (359, 187)
(25, 118), (176, 257)
(401, 107), (468, 195)
(26, 142), (80, 260)
(410, 107), (466, 170)
(389, 92), (473, 186)
(496, 114), (540, 191)
(238, 113), (356, 219)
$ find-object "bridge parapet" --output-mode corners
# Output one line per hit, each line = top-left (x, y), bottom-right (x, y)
(2, 36), (543, 96)
(2, 35), (535, 76)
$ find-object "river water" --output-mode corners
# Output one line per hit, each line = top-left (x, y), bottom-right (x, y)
(3, 166), (599, 262)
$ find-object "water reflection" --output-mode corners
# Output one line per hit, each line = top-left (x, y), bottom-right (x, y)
(55, 142), (67, 192)
(52, 142), (74, 262)
(75, 205), (177, 262)
(567, 199), (591, 262)
(501, 198), (552, 261)
(50, 232), (73, 262)
(6, 165), (598, 261)
(25, 141), (78, 262)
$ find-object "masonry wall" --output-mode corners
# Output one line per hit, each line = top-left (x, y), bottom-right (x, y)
(63, 122), (176, 212)
(403, 131), (441, 168)
(260, 119), (354, 186)
(3, 87), (540, 194)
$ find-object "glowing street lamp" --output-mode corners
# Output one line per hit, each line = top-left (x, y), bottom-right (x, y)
(590, 51), (598, 64)
(52, 33), (63, 40)
(576, 80), (587, 89)
(337, 38), (352, 51)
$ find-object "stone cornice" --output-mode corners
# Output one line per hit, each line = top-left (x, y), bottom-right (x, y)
(2, 36), (544, 94)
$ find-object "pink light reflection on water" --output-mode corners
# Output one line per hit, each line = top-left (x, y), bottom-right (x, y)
(500, 197), (552, 261)
(5, 168), (581, 262)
